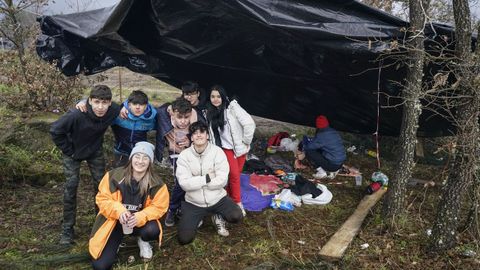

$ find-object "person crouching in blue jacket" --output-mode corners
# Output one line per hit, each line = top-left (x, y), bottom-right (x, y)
(302, 115), (346, 179)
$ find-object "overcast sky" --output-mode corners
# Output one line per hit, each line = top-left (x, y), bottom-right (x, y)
(41, 0), (479, 23)
(42, 0), (119, 15)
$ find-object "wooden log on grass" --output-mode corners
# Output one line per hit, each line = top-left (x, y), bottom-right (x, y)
(319, 188), (387, 260)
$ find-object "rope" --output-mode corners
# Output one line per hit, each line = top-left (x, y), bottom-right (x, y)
(375, 60), (382, 169)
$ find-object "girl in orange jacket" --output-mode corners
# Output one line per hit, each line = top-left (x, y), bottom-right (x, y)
(89, 142), (169, 269)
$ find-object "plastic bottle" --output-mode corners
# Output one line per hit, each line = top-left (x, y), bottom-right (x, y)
(366, 182), (382, 194)
(355, 175), (362, 186)
(365, 149), (377, 158)
(279, 201), (294, 211)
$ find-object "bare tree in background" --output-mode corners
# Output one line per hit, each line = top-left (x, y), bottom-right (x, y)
(0, 0), (84, 111)
(429, 0), (480, 252)
(0, 0), (48, 82)
(362, 0), (395, 13)
(383, 0), (430, 228)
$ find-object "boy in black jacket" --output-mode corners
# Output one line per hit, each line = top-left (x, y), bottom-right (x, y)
(50, 85), (120, 245)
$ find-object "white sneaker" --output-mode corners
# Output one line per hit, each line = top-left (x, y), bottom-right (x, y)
(212, 214), (229, 237)
(326, 170), (339, 179)
(237, 202), (247, 217)
(137, 237), (153, 260)
(313, 167), (327, 179)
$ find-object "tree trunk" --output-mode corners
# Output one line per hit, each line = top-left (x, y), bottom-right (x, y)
(382, 0), (427, 227)
(429, 0), (480, 252)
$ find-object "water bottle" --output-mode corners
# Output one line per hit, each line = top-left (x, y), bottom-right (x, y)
(366, 182), (382, 194)
(279, 201), (294, 211)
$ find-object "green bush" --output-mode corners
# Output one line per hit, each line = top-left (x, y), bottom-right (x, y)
(0, 144), (33, 177)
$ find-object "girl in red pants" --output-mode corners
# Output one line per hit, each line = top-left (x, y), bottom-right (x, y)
(204, 85), (256, 219)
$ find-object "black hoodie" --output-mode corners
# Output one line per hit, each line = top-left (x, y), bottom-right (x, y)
(50, 102), (120, 160)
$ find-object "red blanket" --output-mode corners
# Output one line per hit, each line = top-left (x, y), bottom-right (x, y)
(249, 174), (284, 195)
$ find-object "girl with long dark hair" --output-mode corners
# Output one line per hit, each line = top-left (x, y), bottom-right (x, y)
(204, 85), (255, 233)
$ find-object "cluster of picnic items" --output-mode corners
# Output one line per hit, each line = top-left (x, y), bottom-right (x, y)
(240, 127), (390, 213)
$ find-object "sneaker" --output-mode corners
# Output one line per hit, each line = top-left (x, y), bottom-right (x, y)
(326, 170), (339, 179)
(164, 210), (176, 227)
(312, 166), (327, 179)
(237, 202), (247, 217)
(59, 229), (74, 245)
(137, 237), (153, 260)
(211, 214), (229, 237)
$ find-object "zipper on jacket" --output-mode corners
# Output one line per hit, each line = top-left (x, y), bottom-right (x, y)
(199, 151), (209, 207)
(225, 112), (238, 158)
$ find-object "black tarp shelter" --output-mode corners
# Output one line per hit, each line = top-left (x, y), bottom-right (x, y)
(36, 0), (459, 136)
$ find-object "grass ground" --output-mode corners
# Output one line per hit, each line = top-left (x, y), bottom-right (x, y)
(0, 69), (479, 269)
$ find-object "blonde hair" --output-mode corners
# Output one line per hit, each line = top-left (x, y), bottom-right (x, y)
(123, 159), (160, 197)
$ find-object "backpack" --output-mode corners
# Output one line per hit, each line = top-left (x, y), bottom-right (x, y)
(267, 132), (290, 147)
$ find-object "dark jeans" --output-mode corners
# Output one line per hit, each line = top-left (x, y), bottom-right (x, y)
(62, 149), (105, 233)
(91, 220), (160, 270)
(177, 196), (243, 245)
(169, 155), (185, 214)
(305, 149), (342, 172)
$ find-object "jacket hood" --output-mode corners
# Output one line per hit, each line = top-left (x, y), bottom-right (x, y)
(86, 101), (119, 123)
(122, 100), (157, 121)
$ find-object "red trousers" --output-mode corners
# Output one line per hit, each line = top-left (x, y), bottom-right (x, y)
(223, 149), (246, 203)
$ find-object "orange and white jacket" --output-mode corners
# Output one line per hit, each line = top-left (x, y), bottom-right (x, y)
(88, 167), (169, 259)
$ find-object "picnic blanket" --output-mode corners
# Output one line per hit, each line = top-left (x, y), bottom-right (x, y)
(249, 173), (285, 195)
(240, 174), (275, 212)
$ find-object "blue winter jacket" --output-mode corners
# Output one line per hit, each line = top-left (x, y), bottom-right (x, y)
(111, 100), (157, 156)
(303, 127), (346, 166)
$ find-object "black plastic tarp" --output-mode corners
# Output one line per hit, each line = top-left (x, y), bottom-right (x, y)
(36, 0), (458, 136)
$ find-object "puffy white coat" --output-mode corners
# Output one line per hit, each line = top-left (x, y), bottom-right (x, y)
(176, 143), (230, 208)
(208, 100), (256, 157)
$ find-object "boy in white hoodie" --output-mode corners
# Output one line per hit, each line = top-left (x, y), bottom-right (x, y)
(175, 122), (243, 244)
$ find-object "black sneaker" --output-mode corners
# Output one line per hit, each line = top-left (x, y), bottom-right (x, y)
(59, 230), (74, 245)
(164, 210), (176, 227)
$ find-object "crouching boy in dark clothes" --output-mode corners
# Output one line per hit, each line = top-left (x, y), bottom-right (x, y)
(156, 97), (197, 227)
(50, 85), (120, 245)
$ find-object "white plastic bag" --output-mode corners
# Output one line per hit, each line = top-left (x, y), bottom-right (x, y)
(301, 184), (333, 205)
(280, 138), (300, 152)
(276, 189), (302, 207)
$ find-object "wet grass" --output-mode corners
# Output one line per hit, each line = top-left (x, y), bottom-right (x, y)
(1, 73), (479, 269)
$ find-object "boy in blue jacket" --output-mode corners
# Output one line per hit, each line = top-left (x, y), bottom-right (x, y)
(301, 115), (346, 179)
(111, 90), (157, 167)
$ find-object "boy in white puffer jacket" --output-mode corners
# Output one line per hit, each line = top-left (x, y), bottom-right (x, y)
(176, 122), (243, 244)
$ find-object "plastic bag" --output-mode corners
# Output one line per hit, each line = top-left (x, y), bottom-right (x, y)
(279, 138), (300, 152)
(277, 189), (302, 207)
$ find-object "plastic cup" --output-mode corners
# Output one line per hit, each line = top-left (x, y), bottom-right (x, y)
(355, 175), (362, 186)
(122, 223), (133, 235)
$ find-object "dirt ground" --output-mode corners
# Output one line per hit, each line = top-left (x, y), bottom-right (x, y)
(0, 69), (479, 269)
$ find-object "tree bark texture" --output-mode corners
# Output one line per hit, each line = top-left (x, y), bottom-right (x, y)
(382, 0), (427, 226)
(429, 0), (480, 252)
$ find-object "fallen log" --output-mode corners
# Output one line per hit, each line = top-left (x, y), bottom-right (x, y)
(319, 188), (387, 260)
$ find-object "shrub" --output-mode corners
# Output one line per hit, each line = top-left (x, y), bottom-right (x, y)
(0, 49), (84, 112)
